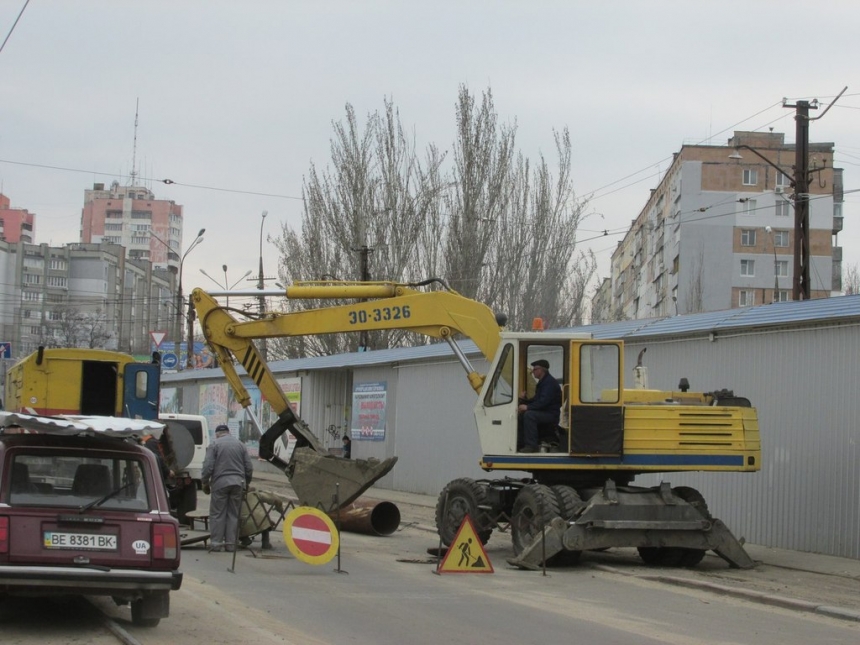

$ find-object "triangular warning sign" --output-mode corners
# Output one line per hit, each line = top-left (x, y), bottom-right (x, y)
(437, 515), (494, 574)
(150, 330), (167, 348)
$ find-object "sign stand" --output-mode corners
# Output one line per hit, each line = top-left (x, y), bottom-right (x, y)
(433, 492), (449, 575)
(333, 482), (348, 575)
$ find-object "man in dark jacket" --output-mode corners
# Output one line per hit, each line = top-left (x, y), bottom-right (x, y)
(517, 359), (562, 453)
(201, 424), (254, 552)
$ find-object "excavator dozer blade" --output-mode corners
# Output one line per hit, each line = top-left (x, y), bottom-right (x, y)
(288, 447), (398, 511)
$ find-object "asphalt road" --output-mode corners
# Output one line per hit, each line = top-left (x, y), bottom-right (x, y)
(2, 475), (857, 644)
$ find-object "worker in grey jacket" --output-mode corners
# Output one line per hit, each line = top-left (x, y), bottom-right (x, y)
(201, 424), (254, 552)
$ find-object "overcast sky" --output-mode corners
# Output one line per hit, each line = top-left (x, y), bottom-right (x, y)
(1, 1), (857, 305)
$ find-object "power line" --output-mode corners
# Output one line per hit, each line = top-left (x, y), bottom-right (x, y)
(0, 0), (30, 57)
(0, 158), (305, 201)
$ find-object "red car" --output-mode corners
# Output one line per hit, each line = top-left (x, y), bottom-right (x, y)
(0, 413), (182, 627)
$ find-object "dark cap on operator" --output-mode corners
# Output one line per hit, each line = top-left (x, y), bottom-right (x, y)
(531, 359), (550, 370)
(215, 424), (230, 434)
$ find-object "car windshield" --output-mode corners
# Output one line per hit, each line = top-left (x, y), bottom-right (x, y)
(8, 453), (150, 511)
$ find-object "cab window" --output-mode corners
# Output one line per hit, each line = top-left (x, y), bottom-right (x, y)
(579, 344), (620, 403)
(484, 343), (514, 407)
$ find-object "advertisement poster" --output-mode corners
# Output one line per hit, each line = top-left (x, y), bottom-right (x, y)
(199, 383), (229, 443)
(160, 387), (179, 414)
(350, 381), (387, 441)
(153, 341), (212, 371)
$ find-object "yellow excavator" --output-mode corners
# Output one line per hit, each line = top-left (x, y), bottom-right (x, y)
(192, 279), (761, 569)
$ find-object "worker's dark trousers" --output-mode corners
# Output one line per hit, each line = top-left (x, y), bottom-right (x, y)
(521, 410), (558, 448)
(209, 484), (243, 548)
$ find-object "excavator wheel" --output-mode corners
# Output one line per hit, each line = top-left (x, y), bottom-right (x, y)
(435, 478), (493, 547)
(548, 485), (583, 565)
(511, 484), (559, 557)
(636, 486), (711, 568)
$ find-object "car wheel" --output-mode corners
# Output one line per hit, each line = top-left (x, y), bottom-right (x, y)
(131, 592), (168, 627)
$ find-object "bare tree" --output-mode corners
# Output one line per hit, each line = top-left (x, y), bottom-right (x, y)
(49, 305), (86, 348)
(272, 100), (435, 357)
(843, 262), (860, 295)
(41, 305), (111, 349)
(270, 87), (593, 358)
(81, 309), (111, 349)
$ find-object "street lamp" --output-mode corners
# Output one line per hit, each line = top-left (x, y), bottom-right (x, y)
(179, 228), (205, 369)
(765, 226), (779, 303)
(200, 266), (252, 308)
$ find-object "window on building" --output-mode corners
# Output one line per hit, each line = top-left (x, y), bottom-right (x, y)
(23, 273), (41, 285)
(740, 259), (755, 276)
(776, 260), (789, 277)
(29, 326), (41, 335)
(776, 199), (791, 217)
(743, 169), (758, 186)
(776, 171), (791, 186)
(49, 258), (67, 270)
(23, 291), (42, 302)
(775, 290), (789, 302)
(741, 229), (756, 246)
(739, 290), (755, 307)
(774, 230), (789, 247)
(47, 276), (67, 288)
(22, 309), (31, 318)
(743, 199), (757, 215)
(105, 210), (122, 219)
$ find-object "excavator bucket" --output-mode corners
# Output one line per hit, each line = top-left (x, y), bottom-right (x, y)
(288, 447), (398, 511)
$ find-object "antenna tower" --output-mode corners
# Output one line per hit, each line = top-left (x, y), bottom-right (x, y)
(129, 98), (139, 186)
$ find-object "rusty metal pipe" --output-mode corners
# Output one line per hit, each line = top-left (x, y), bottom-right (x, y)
(329, 499), (401, 536)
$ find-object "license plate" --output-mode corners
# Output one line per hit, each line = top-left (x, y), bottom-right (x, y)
(43, 531), (118, 551)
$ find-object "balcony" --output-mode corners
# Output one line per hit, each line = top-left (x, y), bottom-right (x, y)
(833, 216), (843, 234)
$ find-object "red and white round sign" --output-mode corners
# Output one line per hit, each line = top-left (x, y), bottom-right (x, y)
(283, 506), (340, 565)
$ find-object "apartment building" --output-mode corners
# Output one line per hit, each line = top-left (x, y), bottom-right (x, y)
(0, 193), (35, 244)
(593, 131), (843, 321)
(0, 240), (176, 360)
(80, 181), (184, 272)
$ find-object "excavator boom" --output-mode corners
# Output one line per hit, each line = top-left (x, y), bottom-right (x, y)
(191, 280), (504, 509)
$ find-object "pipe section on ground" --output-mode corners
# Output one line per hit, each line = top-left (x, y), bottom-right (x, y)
(329, 499), (401, 536)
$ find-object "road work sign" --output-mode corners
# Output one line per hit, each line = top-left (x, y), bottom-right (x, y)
(437, 515), (494, 574)
(283, 506), (340, 565)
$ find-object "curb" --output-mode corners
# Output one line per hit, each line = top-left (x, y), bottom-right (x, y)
(593, 564), (860, 623)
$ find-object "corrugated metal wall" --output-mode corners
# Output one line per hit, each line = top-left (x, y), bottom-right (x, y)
(391, 357), (493, 495)
(163, 320), (860, 559)
(298, 370), (352, 453)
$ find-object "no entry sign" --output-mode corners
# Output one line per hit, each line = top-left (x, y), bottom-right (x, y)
(283, 506), (340, 565)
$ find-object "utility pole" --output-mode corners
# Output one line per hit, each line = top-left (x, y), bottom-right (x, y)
(789, 100), (812, 301)
(258, 211), (268, 361)
(355, 244), (373, 351)
(783, 87), (846, 301)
